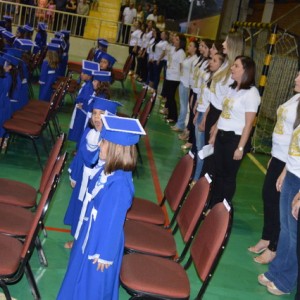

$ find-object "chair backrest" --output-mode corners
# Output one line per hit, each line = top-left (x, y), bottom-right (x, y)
(177, 176), (211, 243)
(39, 133), (65, 193)
(164, 154), (194, 212)
(122, 55), (134, 78)
(131, 86), (148, 118)
(20, 174), (60, 261)
(41, 152), (68, 219)
(138, 92), (156, 128)
(191, 201), (233, 298)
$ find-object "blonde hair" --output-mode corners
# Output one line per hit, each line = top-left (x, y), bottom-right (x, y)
(104, 141), (137, 174)
(46, 50), (60, 69)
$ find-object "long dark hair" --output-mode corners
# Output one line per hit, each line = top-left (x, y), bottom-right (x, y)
(230, 55), (256, 90)
(294, 99), (300, 129)
(151, 27), (161, 52)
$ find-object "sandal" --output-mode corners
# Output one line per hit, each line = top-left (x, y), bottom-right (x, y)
(64, 241), (74, 249)
(254, 249), (276, 264)
(248, 239), (269, 254)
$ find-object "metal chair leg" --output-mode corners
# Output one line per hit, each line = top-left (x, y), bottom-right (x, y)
(24, 264), (41, 300)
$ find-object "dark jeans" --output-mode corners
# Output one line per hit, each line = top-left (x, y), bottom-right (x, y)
(209, 129), (244, 208)
(129, 46), (139, 71)
(200, 103), (222, 178)
(187, 91), (197, 148)
(122, 24), (130, 44)
(160, 60), (167, 98)
(137, 52), (148, 82)
(153, 60), (164, 91)
(164, 79), (180, 122)
(262, 156), (285, 251)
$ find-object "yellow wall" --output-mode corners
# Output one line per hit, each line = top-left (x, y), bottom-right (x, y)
(188, 15), (221, 39)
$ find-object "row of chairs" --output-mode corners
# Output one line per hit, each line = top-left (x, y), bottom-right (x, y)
(121, 154), (234, 299)
(1, 76), (71, 170)
(0, 135), (67, 299)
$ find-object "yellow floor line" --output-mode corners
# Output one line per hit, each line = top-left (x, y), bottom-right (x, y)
(247, 153), (267, 175)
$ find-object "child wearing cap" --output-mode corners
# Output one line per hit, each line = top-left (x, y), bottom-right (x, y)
(68, 60), (100, 147)
(84, 71), (111, 129)
(99, 52), (116, 72)
(58, 115), (145, 300)
(64, 97), (122, 249)
(93, 38), (108, 63)
(38, 43), (60, 101)
(34, 23), (47, 51)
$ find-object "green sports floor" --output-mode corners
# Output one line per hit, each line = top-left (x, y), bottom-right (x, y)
(0, 72), (295, 300)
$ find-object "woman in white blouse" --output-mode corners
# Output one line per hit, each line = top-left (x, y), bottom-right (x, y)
(209, 55), (261, 207)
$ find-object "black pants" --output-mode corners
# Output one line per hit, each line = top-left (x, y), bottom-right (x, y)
(262, 156), (285, 251)
(164, 79), (180, 122)
(209, 129), (244, 208)
(129, 46), (139, 71)
(122, 24), (130, 44)
(200, 103), (222, 178)
(160, 60), (167, 98)
(187, 91), (197, 147)
(76, 16), (86, 36)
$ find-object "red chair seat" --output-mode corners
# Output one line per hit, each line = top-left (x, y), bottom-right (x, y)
(0, 234), (23, 275)
(121, 253), (190, 299)
(0, 203), (33, 236)
(24, 99), (49, 110)
(113, 69), (124, 81)
(13, 110), (45, 125)
(124, 220), (176, 257)
(4, 119), (42, 136)
(0, 179), (37, 207)
(126, 197), (165, 225)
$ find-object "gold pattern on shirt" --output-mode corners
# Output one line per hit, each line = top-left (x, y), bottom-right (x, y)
(273, 106), (287, 135)
(288, 127), (300, 157)
(221, 97), (234, 119)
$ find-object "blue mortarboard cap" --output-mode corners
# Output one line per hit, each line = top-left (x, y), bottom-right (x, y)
(101, 115), (146, 146)
(97, 38), (108, 48)
(17, 25), (25, 34)
(92, 96), (122, 114)
(82, 60), (100, 75)
(100, 52), (116, 67)
(3, 53), (20, 66)
(92, 71), (111, 82)
(54, 31), (64, 38)
(51, 38), (66, 50)
(23, 24), (34, 32)
(38, 22), (47, 31)
(47, 43), (61, 51)
(3, 16), (13, 22)
(14, 39), (38, 52)
(7, 48), (23, 58)
(60, 30), (70, 37)
(2, 30), (15, 41)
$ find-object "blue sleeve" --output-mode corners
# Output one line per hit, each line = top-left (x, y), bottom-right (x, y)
(89, 180), (133, 261)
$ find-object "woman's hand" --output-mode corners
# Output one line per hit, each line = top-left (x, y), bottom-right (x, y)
(233, 148), (243, 160)
(292, 192), (300, 220)
(276, 168), (286, 192)
(93, 258), (111, 272)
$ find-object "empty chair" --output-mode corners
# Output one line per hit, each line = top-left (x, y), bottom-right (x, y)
(0, 152), (67, 267)
(120, 201), (233, 299)
(0, 134), (65, 208)
(0, 174), (60, 300)
(126, 153), (194, 226)
(112, 54), (133, 93)
(124, 175), (211, 260)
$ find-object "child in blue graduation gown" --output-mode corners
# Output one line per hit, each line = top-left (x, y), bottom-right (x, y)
(68, 60), (99, 145)
(84, 70), (112, 129)
(64, 97), (122, 245)
(38, 43), (60, 101)
(34, 22), (47, 51)
(59, 30), (70, 77)
(93, 38), (108, 63)
(0, 55), (13, 146)
(57, 115), (146, 300)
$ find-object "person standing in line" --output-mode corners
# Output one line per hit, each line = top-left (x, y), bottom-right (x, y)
(57, 115), (146, 300)
(128, 19), (142, 75)
(76, 0), (89, 37)
(257, 72), (300, 296)
(249, 73), (300, 264)
(208, 56), (260, 207)
(122, 1), (136, 44)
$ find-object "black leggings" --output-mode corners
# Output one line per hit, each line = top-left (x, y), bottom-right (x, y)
(262, 156), (285, 251)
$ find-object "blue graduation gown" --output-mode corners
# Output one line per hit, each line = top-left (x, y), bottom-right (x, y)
(58, 168), (134, 300)
(34, 31), (47, 50)
(58, 42), (69, 76)
(64, 127), (101, 236)
(11, 63), (29, 112)
(39, 60), (59, 102)
(0, 73), (12, 137)
(93, 49), (103, 63)
(68, 80), (94, 144)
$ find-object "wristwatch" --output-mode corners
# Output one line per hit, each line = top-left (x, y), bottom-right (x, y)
(238, 146), (244, 151)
